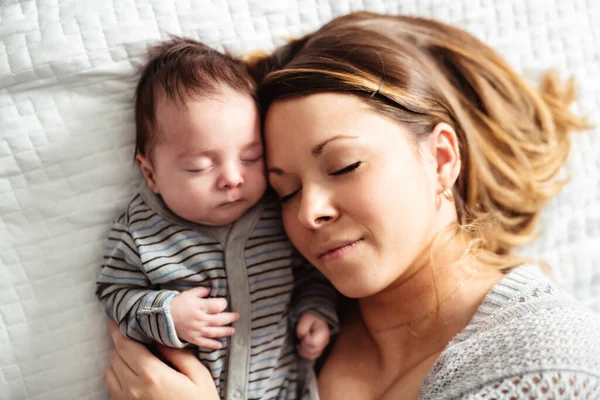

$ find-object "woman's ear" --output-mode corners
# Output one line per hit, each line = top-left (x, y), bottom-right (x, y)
(136, 153), (160, 193)
(430, 122), (461, 191)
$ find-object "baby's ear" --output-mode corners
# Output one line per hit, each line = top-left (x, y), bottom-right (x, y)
(136, 153), (160, 193)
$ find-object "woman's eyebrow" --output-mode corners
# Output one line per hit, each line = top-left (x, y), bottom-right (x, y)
(311, 135), (358, 156)
(268, 167), (285, 176)
(268, 135), (359, 176)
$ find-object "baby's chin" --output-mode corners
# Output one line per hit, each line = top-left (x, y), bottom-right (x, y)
(193, 202), (254, 226)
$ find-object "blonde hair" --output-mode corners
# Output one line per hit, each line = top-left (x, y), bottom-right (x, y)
(248, 12), (590, 271)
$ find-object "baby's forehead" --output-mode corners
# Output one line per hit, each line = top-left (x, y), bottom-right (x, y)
(152, 96), (262, 150)
(153, 89), (204, 115)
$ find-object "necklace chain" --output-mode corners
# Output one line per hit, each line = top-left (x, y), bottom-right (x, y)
(390, 271), (477, 329)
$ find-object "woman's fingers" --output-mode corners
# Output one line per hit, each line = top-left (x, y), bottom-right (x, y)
(104, 365), (122, 394)
(109, 349), (138, 382)
(105, 322), (220, 399)
(157, 345), (215, 386)
(157, 345), (221, 400)
(109, 322), (140, 376)
(109, 321), (162, 375)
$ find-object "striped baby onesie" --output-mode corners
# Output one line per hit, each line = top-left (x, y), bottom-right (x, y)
(96, 184), (338, 400)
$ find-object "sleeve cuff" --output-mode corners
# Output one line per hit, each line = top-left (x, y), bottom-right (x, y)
(137, 290), (188, 348)
(292, 304), (340, 335)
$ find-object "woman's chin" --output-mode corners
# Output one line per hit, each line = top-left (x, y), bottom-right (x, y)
(334, 278), (384, 299)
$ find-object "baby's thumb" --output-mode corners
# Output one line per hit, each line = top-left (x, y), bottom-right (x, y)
(188, 286), (212, 298)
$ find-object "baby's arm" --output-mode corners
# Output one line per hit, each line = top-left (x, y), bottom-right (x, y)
(96, 218), (185, 347)
(97, 217), (239, 349)
(290, 252), (340, 359)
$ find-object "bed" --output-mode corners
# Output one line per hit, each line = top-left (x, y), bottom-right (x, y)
(1, 0), (599, 398)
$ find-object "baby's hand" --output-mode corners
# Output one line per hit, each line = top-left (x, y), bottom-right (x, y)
(170, 287), (239, 349)
(296, 312), (331, 360)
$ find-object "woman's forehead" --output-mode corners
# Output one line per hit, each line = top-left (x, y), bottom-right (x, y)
(264, 94), (357, 152)
(264, 93), (373, 138)
(267, 92), (369, 114)
(263, 92), (413, 166)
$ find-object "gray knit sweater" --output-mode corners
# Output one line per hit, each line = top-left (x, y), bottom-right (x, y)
(303, 265), (600, 399)
(419, 265), (600, 399)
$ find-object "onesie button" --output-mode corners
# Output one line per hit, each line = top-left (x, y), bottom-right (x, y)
(232, 390), (243, 399)
(235, 337), (245, 346)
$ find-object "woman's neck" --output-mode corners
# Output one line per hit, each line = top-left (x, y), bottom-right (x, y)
(355, 236), (503, 374)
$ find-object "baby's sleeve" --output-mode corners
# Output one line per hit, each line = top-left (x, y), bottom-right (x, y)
(96, 216), (185, 348)
(289, 251), (340, 334)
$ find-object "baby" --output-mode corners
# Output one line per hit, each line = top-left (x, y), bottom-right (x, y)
(96, 37), (338, 399)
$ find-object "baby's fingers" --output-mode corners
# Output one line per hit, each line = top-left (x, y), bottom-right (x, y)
(303, 327), (330, 350)
(297, 342), (322, 360)
(192, 336), (225, 350)
(204, 311), (240, 326)
(199, 297), (229, 314)
(200, 326), (236, 338)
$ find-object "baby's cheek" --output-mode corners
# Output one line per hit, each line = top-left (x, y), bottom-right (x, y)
(175, 181), (209, 212)
(248, 170), (268, 196)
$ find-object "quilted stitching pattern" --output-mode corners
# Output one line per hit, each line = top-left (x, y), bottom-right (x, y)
(1, 0), (599, 398)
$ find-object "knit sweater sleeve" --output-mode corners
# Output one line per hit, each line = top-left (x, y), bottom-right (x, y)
(463, 371), (600, 399)
(419, 266), (600, 400)
(289, 249), (340, 333)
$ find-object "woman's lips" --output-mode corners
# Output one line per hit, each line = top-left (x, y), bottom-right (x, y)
(319, 239), (363, 263)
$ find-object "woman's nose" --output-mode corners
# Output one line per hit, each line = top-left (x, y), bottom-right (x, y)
(297, 186), (338, 229)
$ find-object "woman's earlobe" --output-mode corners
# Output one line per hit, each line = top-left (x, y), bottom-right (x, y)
(442, 186), (453, 200)
(436, 184), (454, 209)
(431, 122), (461, 187)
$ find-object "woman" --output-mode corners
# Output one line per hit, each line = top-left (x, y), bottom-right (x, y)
(104, 12), (600, 399)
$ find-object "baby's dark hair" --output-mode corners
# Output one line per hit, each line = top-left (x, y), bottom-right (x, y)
(134, 37), (256, 159)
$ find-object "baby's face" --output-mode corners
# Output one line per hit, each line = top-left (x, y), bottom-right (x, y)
(141, 85), (267, 226)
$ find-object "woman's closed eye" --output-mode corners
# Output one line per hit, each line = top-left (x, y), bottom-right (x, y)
(280, 188), (300, 203)
(278, 161), (362, 203)
(330, 161), (361, 176)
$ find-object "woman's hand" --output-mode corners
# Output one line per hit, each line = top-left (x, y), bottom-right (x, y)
(104, 321), (219, 400)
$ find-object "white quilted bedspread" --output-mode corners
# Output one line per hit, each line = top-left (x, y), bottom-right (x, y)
(1, 0), (599, 399)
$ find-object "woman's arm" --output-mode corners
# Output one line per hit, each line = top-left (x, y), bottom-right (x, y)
(104, 321), (219, 400)
(463, 371), (600, 399)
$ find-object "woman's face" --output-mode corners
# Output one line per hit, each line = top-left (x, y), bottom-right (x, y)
(265, 93), (443, 298)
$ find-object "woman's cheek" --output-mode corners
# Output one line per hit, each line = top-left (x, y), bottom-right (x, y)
(282, 211), (310, 255)
(345, 171), (385, 214)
